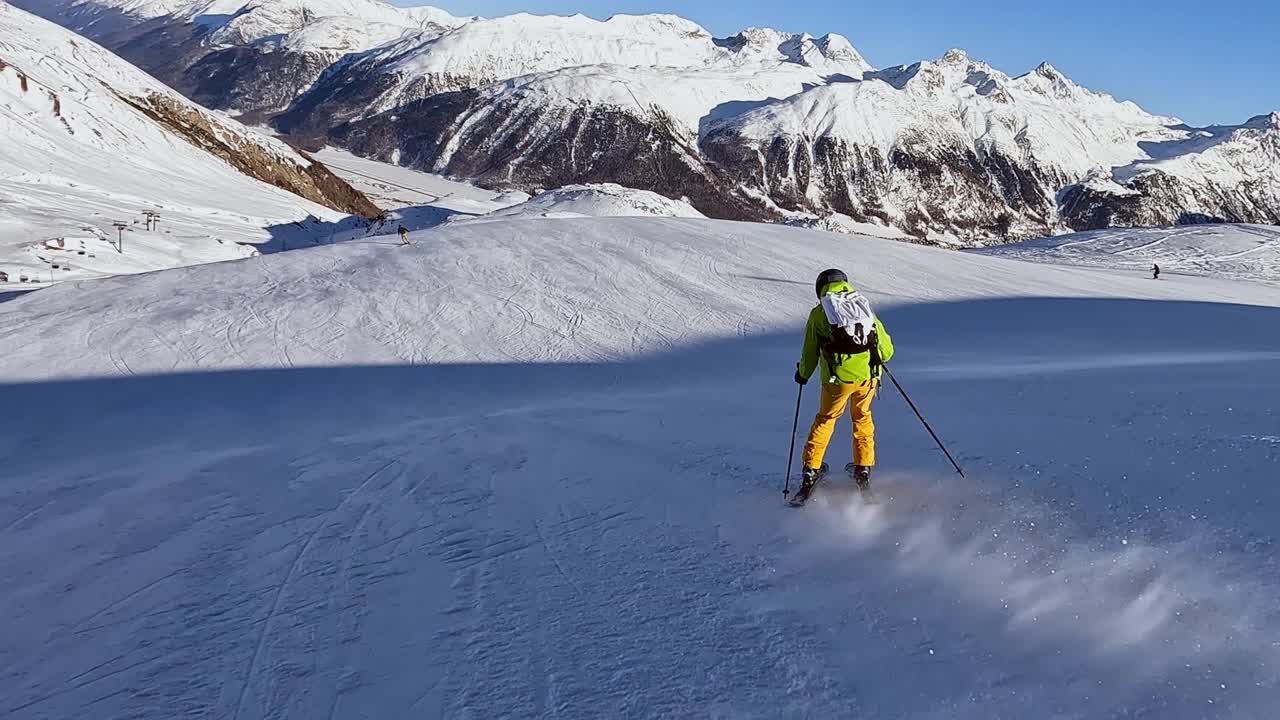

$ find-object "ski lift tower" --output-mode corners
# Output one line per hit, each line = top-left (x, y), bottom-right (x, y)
(112, 221), (128, 253)
(143, 210), (161, 231)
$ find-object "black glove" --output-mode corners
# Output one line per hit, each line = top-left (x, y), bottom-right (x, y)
(794, 369), (809, 386)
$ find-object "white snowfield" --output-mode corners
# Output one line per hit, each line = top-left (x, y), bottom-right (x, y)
(981, 224), (1280, 285)
(2, 217), (1280, 719)
(0, 5), (348, 287)
(312, 146), (527, 215)
(450, 183), (705, 224)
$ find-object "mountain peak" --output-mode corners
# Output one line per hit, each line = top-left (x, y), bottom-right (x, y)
(1034, 62), (1063, 80)
(714, 26), (869, 73)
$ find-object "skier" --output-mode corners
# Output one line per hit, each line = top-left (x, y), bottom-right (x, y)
(398, 224), (411, 246)
(1152, 263), (1160, 280)
(792, 269), (895, 504)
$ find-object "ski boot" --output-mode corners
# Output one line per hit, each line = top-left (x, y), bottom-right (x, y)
(846, 463), (876, 502)
(789, 463), (828, 507)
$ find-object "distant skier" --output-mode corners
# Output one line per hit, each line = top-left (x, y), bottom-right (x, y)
(398, 225), (411, 246)
(1152, 263), (1161, 280)
(791, 269), (895, 505)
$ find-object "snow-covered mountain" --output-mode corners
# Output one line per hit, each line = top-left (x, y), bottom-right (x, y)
(325, 43), (1278, 241)
(0, 4), (378, 285)
(280, 13), (1280, 242)
(11, 0), (473, 116)
(278, 14), (869, 147)
(13, 0), (1280, 244)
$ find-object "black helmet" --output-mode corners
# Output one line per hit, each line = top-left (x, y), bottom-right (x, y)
(815, 268), (848, 298)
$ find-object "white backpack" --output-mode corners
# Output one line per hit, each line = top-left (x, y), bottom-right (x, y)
(820, 290), (878, 352)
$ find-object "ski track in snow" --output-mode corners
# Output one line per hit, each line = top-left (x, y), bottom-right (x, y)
(0, 218), (1279, 718)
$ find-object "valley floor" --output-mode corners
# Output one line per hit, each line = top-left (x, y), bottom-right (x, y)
(1, 219), (1278, 718)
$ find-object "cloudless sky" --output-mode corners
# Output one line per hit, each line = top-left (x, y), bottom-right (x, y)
(407, 0), (1278, 127)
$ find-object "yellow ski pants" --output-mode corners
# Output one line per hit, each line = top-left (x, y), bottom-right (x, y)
(802, 381), (878, 470)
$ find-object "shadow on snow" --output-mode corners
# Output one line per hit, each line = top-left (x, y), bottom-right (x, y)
(2, 296), (1279, 717)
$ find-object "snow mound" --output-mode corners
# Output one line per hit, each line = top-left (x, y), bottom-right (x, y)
(454, 184), (705, 224)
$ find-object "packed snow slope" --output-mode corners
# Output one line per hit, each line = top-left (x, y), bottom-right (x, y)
(2, 218), (1280, 718)
(979, 223), (1280, 285)
(0, 4), (378, 287)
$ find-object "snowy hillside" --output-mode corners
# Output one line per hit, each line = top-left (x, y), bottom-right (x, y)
(0, 4), (378, 287)
(11, 0), (473, 115)
(281, 16), (870, 149)
(2, 217), (1279, 718)
(979, 224), (1280, 285)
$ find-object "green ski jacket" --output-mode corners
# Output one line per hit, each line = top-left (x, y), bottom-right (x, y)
(797, 280), (895, 384)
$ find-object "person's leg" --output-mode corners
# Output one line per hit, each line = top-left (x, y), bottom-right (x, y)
(849, 380), (877, 468)
(801, 383), (856, 470)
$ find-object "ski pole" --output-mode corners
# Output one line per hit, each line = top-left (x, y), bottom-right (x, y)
(883, 365), (966, 479)
(783, 379), (804, 497)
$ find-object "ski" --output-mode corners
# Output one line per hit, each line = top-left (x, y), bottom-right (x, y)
(858, 484), (880, 505)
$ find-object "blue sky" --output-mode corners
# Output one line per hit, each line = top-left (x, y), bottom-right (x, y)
(411, 0), (1277, 127)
